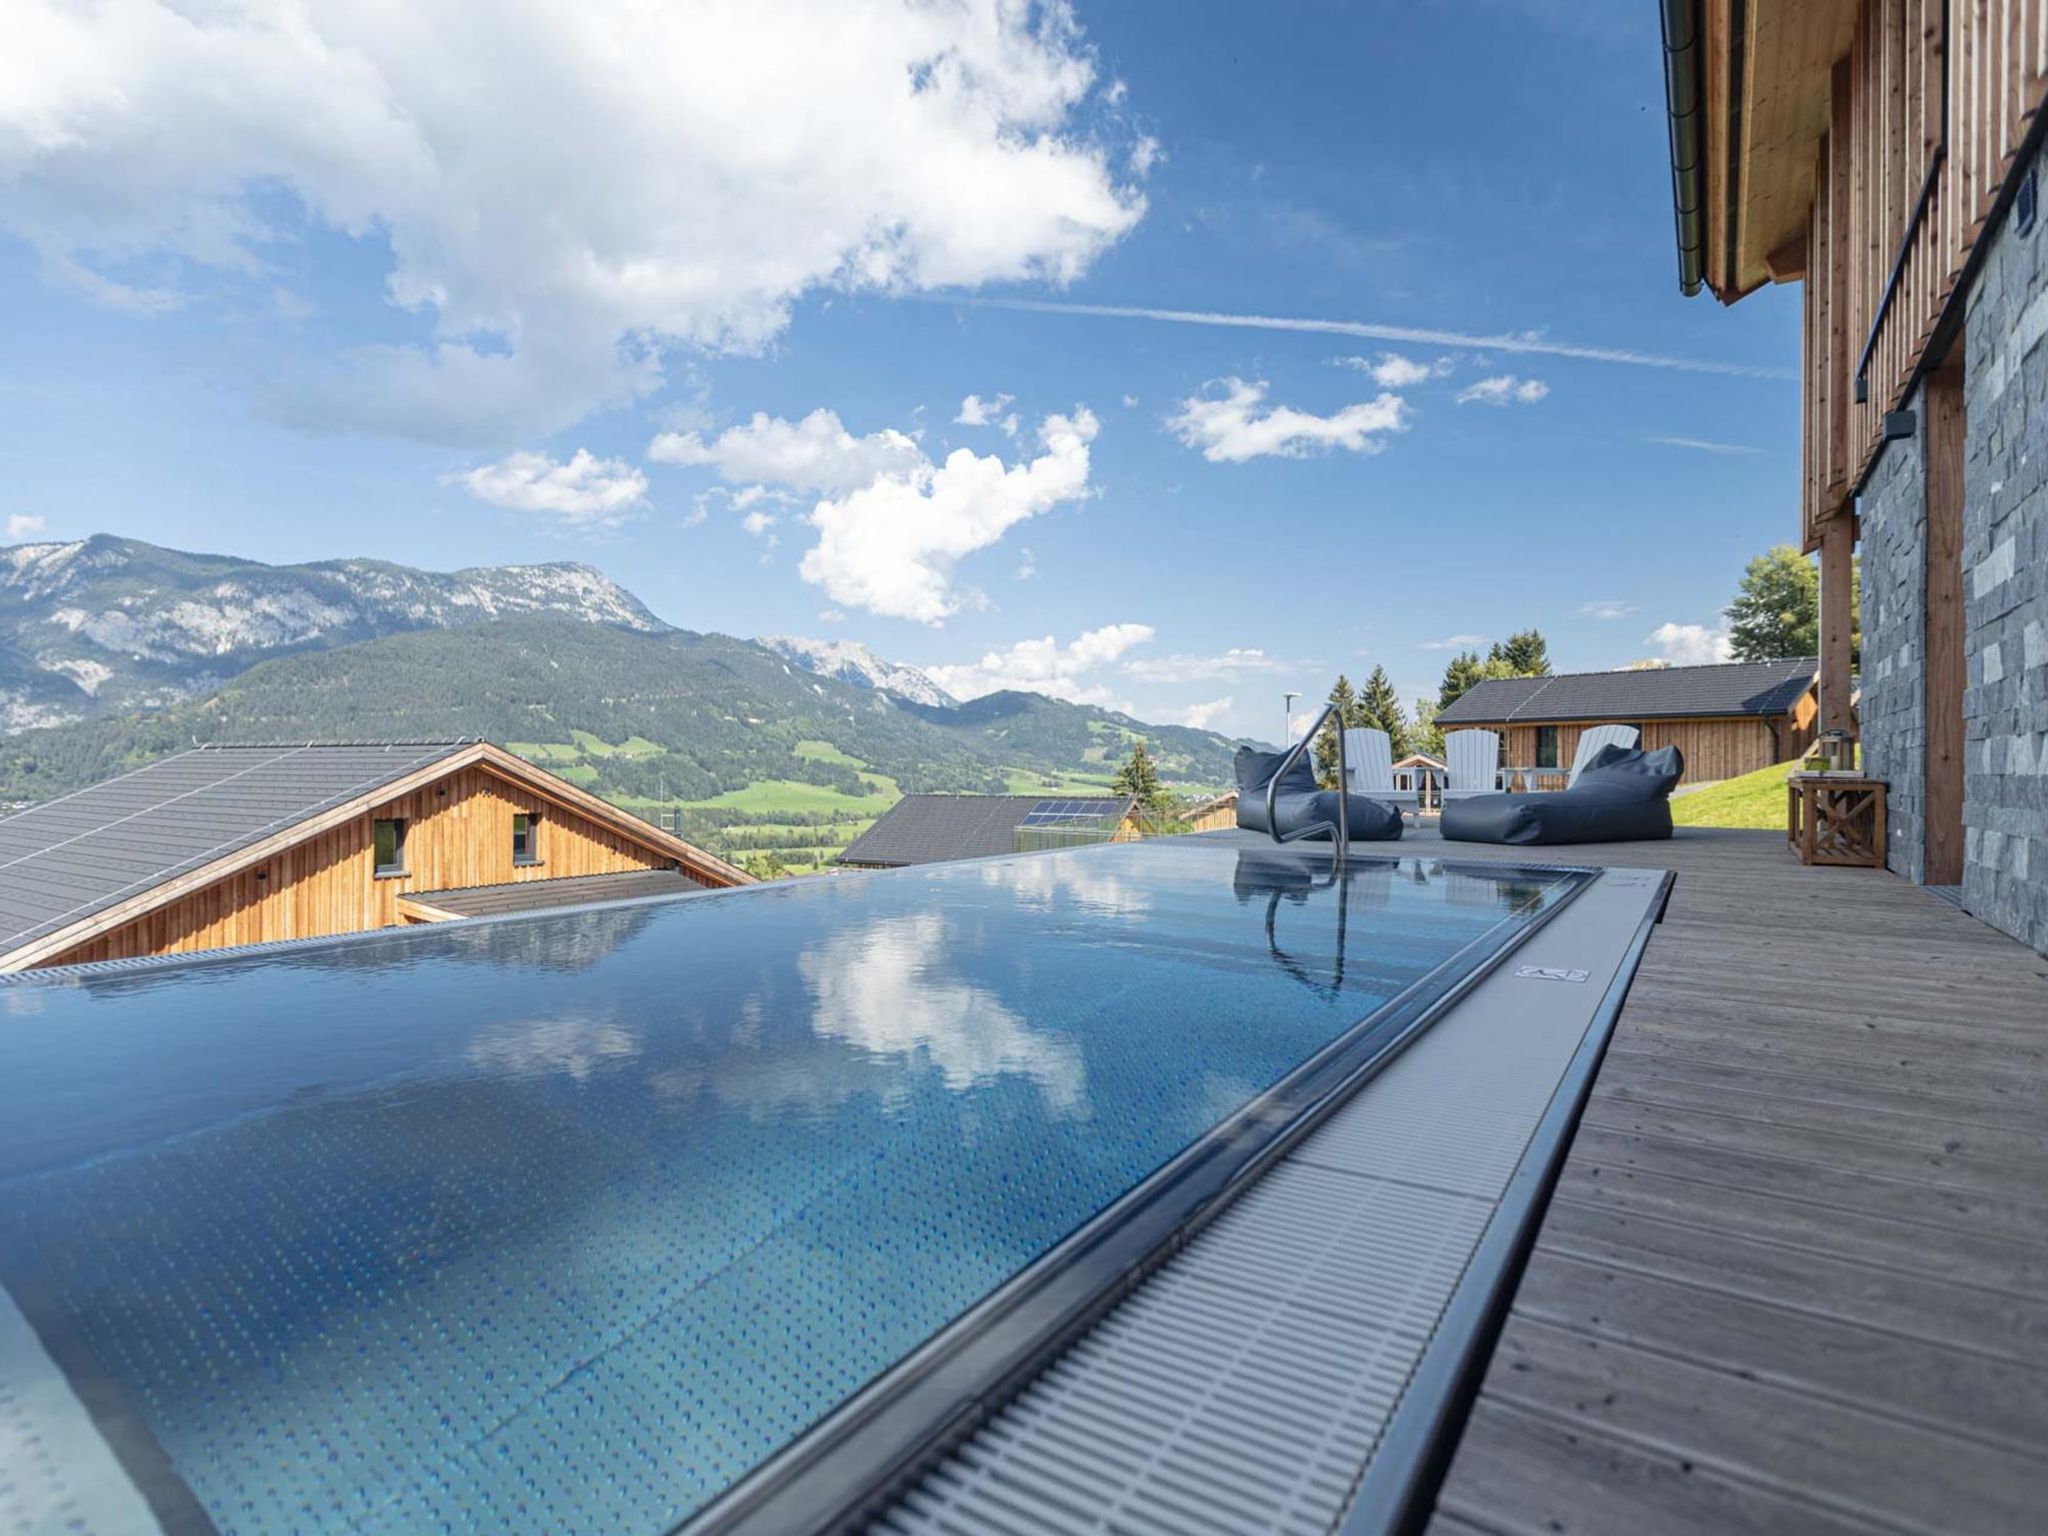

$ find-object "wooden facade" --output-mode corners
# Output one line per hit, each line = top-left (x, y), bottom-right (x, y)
(1793, 0), (2048, 547)
(1463, 700), (1817, 788)
(1677, 0), (2048, 743)
(23, 745), (746, 969)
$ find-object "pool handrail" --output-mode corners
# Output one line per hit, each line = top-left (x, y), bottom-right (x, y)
(1266, 697), (1350, 867)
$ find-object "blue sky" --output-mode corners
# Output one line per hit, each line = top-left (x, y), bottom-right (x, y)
(0, 0), (1800, 740)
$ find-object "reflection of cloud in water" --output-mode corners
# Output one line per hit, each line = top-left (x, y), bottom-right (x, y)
(798, 913), (1087, 1113)
(990, 853), (1152, 919)
(467, 1013), (640, 1082)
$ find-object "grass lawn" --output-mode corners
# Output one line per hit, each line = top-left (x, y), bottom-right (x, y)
(1672, 759), (1798, 830)
(792, 738), (867, 768)
(674, 777), (901, 816)
(1001, 769), (1121, 795)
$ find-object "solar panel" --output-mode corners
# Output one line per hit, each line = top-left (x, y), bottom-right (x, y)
(1021, 799), (1119, 827)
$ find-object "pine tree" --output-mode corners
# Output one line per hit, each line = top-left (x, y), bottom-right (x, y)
(1438, 651), (1487, 711)
(1111, 738), (1169, 813)
(1490, 628), (1552, 676)
(1312, 674), (1360, 787)
(1359, 665), (1410, 758)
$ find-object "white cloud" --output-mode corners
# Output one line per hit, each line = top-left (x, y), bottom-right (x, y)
(1646, 621), (1733, 666)
(661, 403), (1096, 621)
(650, 410), (922, 496)
(741, 509), (777, 538)
(1340, 352), (1435, 388)
(5, 1), (1144, 442)
(1015, 548), (1038, 581)
(800, 408), (1098, 622)
(456, 449), (647, 526)
(954, 392), (1014, 428)
(1123, 647), (1285, 684)
(1419, 633), (1490, 651)
(927, 622), (1154, 708)
(1645, 435), (1764, 456)
(1167, 378), (1406, 463)
(1129, 135), (1163, 178)
(5, 515), (48, 541)
(1457, 375), (1549, 406)
(1579, 599), (1639, 620)
(1121, 393), (1139, 408)
(800, 913), (1084, 1111)
(1178, 697), (1233, 730)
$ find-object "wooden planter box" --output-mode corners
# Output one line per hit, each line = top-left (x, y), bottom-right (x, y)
(1787, 773), (1888, 868)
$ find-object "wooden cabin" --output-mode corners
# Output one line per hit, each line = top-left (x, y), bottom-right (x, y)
(1435, 659), (1820, 786)
(0, 740), (747, 970)
(1660, 0), (2047, 948)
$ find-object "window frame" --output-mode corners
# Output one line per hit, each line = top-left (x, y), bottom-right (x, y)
(1534, 725), (1561, 770)
(512, 811), (542, 867)
(372, 817), (408, 878)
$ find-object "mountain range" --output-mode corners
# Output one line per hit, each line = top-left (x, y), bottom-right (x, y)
(758, 635), (957, 709)
(0, 537), (1252, 805)
(0, 535), (664, 731)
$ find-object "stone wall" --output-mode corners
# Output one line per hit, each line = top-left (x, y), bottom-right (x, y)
(1959, 131), (2048, 952)
(1857, 387), (1928, 885)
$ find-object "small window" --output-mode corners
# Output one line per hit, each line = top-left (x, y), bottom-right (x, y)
(1535, 726), (1560, 770)
(373, 818), (407, 877)
(512, 812), (541, 866)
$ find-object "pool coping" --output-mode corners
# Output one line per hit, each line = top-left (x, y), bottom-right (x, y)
(675, 848), (1609, 1536)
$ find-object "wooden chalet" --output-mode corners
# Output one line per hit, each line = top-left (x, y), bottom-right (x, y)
(1435, 657), (1821, 785)
(0, 740), (747, 970)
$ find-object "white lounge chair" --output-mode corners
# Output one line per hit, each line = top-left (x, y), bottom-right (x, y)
(1564, 723), (1641, 788)
(1342, 727), (1419, 812)
(1441, 730), (1503, 801)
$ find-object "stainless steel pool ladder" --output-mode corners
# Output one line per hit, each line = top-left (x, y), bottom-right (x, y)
(1265, 698), (1350, 868)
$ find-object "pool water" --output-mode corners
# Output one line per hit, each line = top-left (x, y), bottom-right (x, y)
(0, 841), (1580, 1535)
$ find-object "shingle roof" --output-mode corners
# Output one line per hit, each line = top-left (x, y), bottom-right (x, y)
(405, 868), (703, 918)
(0, 741), (474, 961)
(838, 794), (1134, 867)
(1435, 657), (1818, 726)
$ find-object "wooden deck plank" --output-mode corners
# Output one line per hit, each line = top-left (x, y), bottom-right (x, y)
(1434, 1399), (1879, 1536)
(1479, 1315), (2043, 1535)
(1510, 1250), (2048, 1456)
(1545, 1170), (2048, 1305)
(1387, 826), (2048, 1531)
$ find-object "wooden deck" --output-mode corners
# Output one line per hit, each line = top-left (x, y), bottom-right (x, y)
(1382, 826), (2048, 1535)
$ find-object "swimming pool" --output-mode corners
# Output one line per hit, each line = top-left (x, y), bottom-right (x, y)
(0, 840), (1589, 1535)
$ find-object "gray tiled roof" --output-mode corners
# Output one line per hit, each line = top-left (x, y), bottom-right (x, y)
(0, 741), (474, 960)
(839, 794), (1134, 867)
(406, 868), (703, 917)
(1435, 657), (1818, 726)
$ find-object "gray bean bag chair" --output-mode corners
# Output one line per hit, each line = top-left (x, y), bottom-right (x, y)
(1440, 744), (1685, 845)
(1233, 746), (1404, 842)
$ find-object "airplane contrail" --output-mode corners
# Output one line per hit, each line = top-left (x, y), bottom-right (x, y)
(955, 297), (1792, 380)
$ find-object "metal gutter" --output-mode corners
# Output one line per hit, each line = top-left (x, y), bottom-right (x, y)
(1659, 0), (1707, 295)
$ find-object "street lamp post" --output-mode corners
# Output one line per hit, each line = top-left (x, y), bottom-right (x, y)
(1283, 691), (1299, 743)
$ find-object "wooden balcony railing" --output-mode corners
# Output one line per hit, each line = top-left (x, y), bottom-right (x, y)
(1802, 0), (2048, 547)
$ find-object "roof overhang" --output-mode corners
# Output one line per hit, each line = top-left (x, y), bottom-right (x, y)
(1662, 0), (1860, 300)
(0, 743), (750, 971)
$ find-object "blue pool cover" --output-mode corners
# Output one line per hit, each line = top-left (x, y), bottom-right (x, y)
(0, 841), (1581, 1535)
